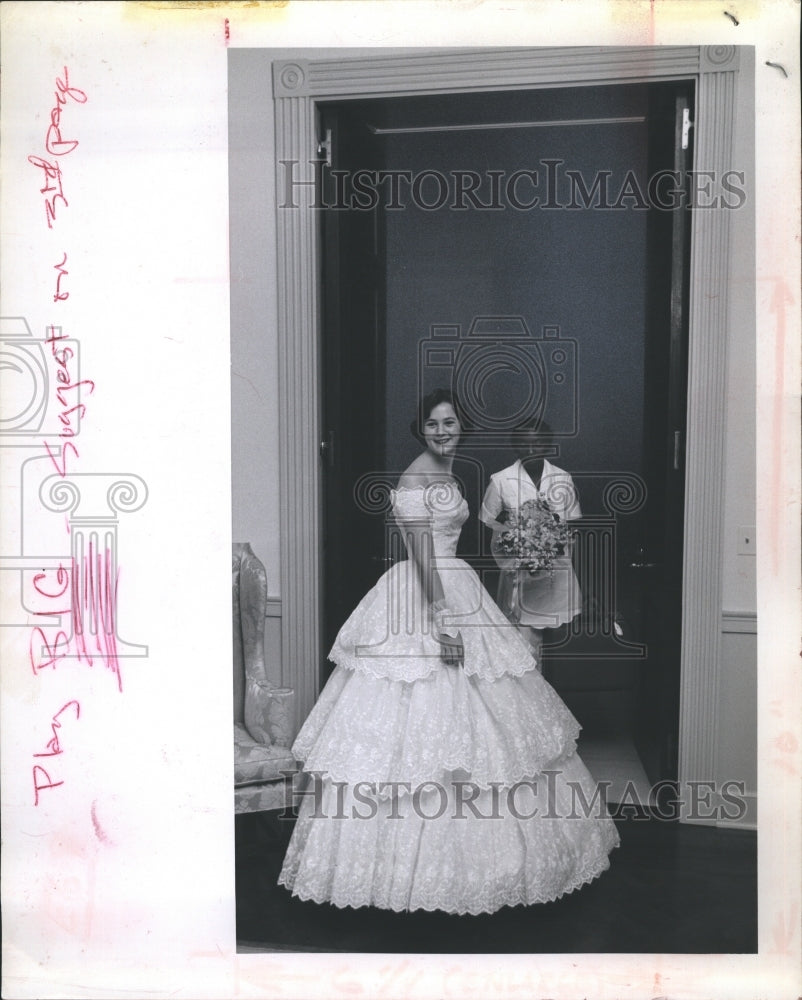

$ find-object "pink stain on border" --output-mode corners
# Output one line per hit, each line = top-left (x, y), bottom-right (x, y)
(769, 277), (792, 574)
(224, 18), (230, 46)
(90, 799), (112, 845)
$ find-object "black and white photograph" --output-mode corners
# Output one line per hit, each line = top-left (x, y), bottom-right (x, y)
(231, 41), (758, 956)
(1, 3), (800, 999)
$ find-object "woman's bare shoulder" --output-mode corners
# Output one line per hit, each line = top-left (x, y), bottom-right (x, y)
(397, 454), (435, 490)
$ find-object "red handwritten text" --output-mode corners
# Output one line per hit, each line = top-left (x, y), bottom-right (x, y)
(29, 566), (72, 676)
(32, 701), (81, 805)
(53, 252), (70, 302)
(28, 546), (122, 692)
(29, 625), (69, 675)
(27, 155), (67, 229)
(46, 67), (87, 156)
(32, 765), (64, 805)
(26, 66), (110, 813)
(33, 562), (70, 601)
(28, 67), (86, 228)
(44, 325), (94, 479)
(71, 541), (123, 692)
(34, 700), (81, 758)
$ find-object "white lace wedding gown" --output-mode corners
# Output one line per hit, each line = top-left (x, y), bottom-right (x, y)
(278, 484), (619, 914)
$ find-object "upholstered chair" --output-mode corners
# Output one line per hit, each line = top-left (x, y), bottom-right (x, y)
(233, 543), (296, 813)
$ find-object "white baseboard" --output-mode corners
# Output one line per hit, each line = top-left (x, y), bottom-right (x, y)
(716, 789), (757, 831)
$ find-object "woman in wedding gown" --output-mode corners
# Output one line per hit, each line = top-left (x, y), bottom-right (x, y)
(278, 389), (619, 914)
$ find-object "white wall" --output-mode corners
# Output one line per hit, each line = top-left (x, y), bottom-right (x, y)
(721, 47), (757, 616)
(229, 49), (282, 595)
(715, 47), (757, 821)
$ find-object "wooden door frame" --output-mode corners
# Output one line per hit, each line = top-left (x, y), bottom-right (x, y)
(272, 45), (745, 813)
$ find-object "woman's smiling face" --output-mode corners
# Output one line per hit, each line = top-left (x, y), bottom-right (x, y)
(423, 402), (461, 458)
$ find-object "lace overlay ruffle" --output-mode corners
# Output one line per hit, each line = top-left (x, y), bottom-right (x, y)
(278, 485), (619, 913)
(292, 664), (581, 790)
(278, 759), (620, 914)
(330, 557), (544, 683)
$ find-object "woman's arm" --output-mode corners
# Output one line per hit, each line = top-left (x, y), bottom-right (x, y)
(479, 477), (508, 533)
(481, 478), (520, 570)
(395, 476), (463, 665)
(399, 519), (443, 607)
(400, 522), (463, 666)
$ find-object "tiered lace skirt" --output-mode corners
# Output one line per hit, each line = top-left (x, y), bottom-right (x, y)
(278, 557), (619, 914)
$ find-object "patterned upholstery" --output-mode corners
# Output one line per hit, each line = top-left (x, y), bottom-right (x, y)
(233, 543), (298, 814)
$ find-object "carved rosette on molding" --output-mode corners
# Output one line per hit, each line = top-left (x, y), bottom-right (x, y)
(701, 45), (739, 72)
(272, 61), (308, 98)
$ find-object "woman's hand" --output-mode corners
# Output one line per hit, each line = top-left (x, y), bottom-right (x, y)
(438, 631), (464, 667)
(428, 600), (463, 665)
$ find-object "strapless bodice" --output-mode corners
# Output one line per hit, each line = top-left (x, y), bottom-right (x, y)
(390, 483), (469, 559)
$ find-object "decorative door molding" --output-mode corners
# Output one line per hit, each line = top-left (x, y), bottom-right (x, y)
(272, 46), (745, 805)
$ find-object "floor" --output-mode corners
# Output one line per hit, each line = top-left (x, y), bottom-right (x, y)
(236, 809), (757, 954)
(578, 735), (654, 806)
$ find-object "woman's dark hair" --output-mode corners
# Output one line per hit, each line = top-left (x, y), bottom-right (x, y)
(410, 387), (468, 443)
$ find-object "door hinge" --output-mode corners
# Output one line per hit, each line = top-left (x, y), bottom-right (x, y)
(317, 128), (332, 168)
(681, 107), (693, 151)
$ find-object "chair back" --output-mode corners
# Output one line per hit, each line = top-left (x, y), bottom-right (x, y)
(232, 542), (268, 724)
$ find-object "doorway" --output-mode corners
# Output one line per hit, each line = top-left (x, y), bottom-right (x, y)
(319, 81), (694, 795)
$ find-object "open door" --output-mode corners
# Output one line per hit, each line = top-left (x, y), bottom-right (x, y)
(319, 105), (387, 664)
(541, 83), (695, 789)
(319, 80), (694, 788)
(629, 85), (694, 783)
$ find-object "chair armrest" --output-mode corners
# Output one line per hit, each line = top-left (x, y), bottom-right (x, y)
(244, 681), (295, 749)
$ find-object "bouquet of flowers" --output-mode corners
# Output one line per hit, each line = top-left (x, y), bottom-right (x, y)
(496, 497), (573, 575)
